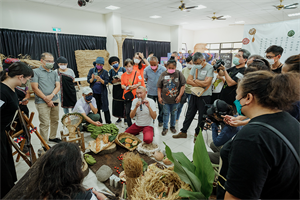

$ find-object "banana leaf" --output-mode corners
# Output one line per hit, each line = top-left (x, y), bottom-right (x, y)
(193, 129), (215, 198)
(172, 152), (196, 173)
(178, 189), (206, 199)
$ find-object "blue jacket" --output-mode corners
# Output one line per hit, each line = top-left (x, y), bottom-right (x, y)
(212, 122), (242, 147)
(87, 67), (109, 112)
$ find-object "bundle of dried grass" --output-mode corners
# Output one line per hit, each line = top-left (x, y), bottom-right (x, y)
(75, 50), (110, 86)
(20, 59), (42, 69)
(131, 168), (192, 200)
(0, 54), (6, 61)
(123, 152), (143, 198)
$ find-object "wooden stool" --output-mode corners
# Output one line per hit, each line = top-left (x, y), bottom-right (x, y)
(60, 127), (85, 152)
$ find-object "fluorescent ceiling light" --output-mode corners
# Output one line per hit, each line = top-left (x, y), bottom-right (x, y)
(235, 21), (245, 24)
(150, 15), (161, 19)
(222, 15), (231, 18)
(105, 5), (120, 10)
(195, 5), (207, 9)
(288, 12), (300, 17)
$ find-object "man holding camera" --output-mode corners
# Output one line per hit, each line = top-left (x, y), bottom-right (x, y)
(218, 49), (251, 106)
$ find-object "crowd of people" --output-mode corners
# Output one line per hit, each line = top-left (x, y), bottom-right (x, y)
(1, 44), (299, 199)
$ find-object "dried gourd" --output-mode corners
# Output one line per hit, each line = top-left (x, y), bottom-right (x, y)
(125, 138), (133, 144)
(154, 151), (164, 161)
(103, 135), (109, 144)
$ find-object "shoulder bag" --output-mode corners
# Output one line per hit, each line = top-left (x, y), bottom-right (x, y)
(124, 71), (137, 101)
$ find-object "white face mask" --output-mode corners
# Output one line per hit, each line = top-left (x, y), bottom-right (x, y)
(267, 58), (275, 65)
(186, 64), (193, 69)
(134, 59), (140, 64)
(59, 65), (68, 70)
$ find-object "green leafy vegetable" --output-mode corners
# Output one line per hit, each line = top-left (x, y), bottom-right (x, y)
(141, 158), (148, 172)
(109, 135), (117, 142)
(119, 138), (126, 144)
(87, 124), (119, 139)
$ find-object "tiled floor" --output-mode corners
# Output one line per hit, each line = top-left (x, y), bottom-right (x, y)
(13, 85), (213, 193)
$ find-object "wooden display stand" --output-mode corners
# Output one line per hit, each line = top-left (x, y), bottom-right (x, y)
(60, 127), (85, 152)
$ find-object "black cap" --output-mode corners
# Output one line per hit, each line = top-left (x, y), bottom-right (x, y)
(207, 99), (229, 116)
(56, 56), (68, 63)
(108, 56), (120, 65)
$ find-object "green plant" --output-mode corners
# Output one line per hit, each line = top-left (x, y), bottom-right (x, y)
(164, 129), (215, 199)
(87, 123), (119, 139)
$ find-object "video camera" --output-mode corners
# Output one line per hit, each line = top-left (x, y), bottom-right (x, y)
(213, 59), (225, 71)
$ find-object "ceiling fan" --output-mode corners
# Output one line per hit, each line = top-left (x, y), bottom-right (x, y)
(172, 1), (198, 12)
(207, 12), (226, 21)
(273, 0), (298, 10)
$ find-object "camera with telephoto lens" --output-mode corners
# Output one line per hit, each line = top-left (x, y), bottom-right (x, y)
(213, 59), (225, 71)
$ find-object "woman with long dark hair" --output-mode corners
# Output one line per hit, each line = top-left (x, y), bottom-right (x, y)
(133, 52), (148, 87)
(24, 142), (107, 199)
(0, 62), (34, 198)
(217, 71), (300, 199)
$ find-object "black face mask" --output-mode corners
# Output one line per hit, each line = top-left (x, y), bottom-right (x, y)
(85, 95), (93, 101)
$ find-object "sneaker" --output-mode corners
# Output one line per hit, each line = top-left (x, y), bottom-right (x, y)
(115, 118), (122, 124)
(124, 119), (127, 125)
(172, 132), (187, 139)
(170, 127), (177, 133)
(42, 145), (51, 152)
(49, 138), (62, 143)
(158, 122), (163, 127)
(161, 128), (168, 136)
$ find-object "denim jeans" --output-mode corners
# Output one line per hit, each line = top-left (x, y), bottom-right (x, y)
(176, 93), (191, 120)
(163, 103), (179, 129)
(147, 94), (163, 123)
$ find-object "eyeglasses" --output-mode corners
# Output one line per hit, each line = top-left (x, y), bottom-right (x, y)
(265, 55), (276, 59)
(43, 60), (54, 63)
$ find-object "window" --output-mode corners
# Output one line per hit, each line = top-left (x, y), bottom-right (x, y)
(206, 41), (242, 54)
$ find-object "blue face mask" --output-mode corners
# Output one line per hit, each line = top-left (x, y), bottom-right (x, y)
(233, 57), (240, 66)
(85, 95), (93, 102)
(234, 98), (245, 116)
(113, 63), (119, 69)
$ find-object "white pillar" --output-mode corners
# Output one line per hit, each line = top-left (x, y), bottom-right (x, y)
(170, 25), (183, 52)
(104, 13), (122, 57)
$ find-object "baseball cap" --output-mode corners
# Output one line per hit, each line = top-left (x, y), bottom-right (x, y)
(82, 87), (93, 95)
(207, 99), (229, 116)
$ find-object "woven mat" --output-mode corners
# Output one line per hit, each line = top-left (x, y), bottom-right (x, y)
(86, 145), (157, 197)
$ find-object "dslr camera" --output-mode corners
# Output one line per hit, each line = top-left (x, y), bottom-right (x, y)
(213, 59), (225, 71)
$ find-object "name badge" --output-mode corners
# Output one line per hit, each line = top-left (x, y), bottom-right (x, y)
(201, 71), (207, 75)
(236, 72), (244, 80)
(118, 72), (123, 76)
(138, 75), (142, 80)
(164, 75), (170, 79)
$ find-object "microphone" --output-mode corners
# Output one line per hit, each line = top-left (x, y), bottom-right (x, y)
(139, 98), (143, 111)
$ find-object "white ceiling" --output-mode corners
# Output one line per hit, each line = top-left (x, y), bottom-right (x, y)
(24, 0), (300, 30)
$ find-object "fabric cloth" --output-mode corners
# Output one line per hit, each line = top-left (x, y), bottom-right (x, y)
(157, 70), (186, 104)
(108, 67), (126, 86)
(55, 68), (75, 82)
(133, 63), (146, 83)
(182, 67), (192, 94)
(35, 102), (59, 143)
(73, 189), (97, 200)
(126, 123), (154, 144)
(211, 122), (241, 147)
(112, 84), (125, 118)
(147, 95), (163, 123)
(220, 66), (245, 106)
(95, 57), (104, 65)
(218, 112), (300, 199)
(190, 63), (214, 96)
(176, 93), (191, 120)
(87, 68), (110, 112)
(130, 97), (156, 127)
(59, 73), (76, 108)
(272, 65), (282, 73)
(125, 100), (133, 127)
(208, 142), (222, 164)
(73, 97), (97, 115)
(180, 95), (211, 134)
(93, 93), (111, 124)
(143, 65), (166, 96)
(0, 83), (19, 198)
(121, 71), (143, 100)
(163, 103), (179, 129)
(212, 72), (224, 94)
(176, 61), (182, 72)
(31, 66), (59, 104)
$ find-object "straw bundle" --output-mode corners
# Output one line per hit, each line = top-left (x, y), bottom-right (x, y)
(0, 54), (6, 62)
(123, 152), (143, 198)
(20, 59), (42, 69)
(131, 168), (192, 200)
(75, 50), (110, 86)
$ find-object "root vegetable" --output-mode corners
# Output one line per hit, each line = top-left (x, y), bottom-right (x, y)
(154, 151), (164, 161)
(163, 158), (172, 165)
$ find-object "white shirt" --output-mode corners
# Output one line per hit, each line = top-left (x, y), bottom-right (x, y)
(176, 61), (182, 72)
(72, 96), (97, 115)
(212, 72), (225, 93)
(131, 97), (156, 127)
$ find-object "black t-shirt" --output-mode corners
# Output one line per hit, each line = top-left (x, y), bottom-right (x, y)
(272, 64), (282, 74)
(217, 112), (300, 199)
(220, 66), (245, 106)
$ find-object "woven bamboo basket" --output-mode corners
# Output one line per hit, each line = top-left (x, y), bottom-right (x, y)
(115, 132), (141, 151)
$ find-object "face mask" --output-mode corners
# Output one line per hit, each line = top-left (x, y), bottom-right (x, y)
(96, 65), (103, 70)
(59, 65), (67, 70)
(45, 63), (54, 69)
(113, 63), (119, 69)
(167, 69), (176, 74)
(134, 59), (140, 64)
(267, 58), (275, 65)
(126, 67), (133, 73)
(232, 57), (240, 66)
(151, 66), (157, 70)
(186, 64), (193, 69)
(85, 95), (93, 101)
(234, 98), (246, 116)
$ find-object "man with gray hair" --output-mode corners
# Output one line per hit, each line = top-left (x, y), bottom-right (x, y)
(173, 52), (214, 140)
(144, 56), (166, 127)
(126, 86), (157, 144)
(218, 48), (250, 106)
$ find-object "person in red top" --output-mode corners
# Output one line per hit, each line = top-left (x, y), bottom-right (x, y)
(121, 58), (143, 128)
(133, 52), (149, 87)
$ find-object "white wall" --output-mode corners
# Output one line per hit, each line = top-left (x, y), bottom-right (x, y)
(1, 1), (106, 37)
(182, 29), (194, 52)
(121, 18), (171, 41)
(193, 26), (244, 44)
